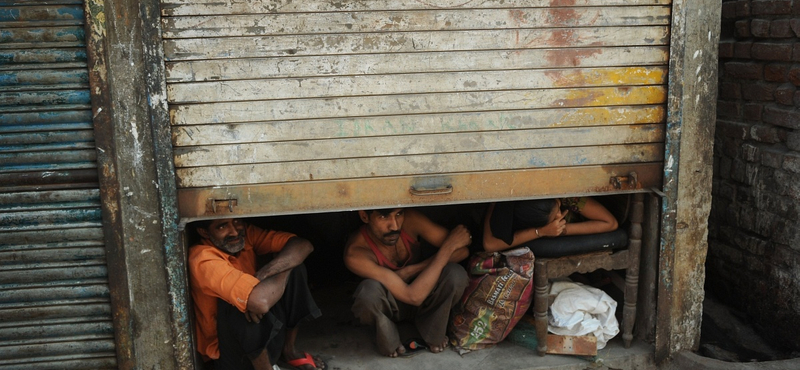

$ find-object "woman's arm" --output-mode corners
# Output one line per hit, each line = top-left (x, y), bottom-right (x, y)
(562, 197), (618, 236)
(482, 203), (567, 252)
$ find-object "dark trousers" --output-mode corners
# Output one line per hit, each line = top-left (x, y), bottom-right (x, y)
(351, 263), (468, 356)
(215, 264), (321, 370)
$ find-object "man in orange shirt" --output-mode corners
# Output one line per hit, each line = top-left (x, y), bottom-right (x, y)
(189, 218), (325, 370)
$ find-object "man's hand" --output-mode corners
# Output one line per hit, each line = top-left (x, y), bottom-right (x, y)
(245, 310), (264, 323)
(440, 224), (471, 254)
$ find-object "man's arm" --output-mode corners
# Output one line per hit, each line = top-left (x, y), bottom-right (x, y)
(246, 237), (314, 315)
(344, 227), (468, 306)
(255, 237), (313, 280)
(402, 209), (470, 263)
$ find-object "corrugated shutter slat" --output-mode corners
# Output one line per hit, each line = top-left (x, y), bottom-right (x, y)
(0, 0), (117, 367)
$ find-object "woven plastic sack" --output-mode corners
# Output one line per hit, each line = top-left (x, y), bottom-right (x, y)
(448, 247), (534, 351)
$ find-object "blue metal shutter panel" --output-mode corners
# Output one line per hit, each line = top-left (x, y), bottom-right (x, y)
(0, 1), (117, 368)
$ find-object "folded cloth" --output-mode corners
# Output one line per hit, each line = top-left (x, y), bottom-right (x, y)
(547, 281), (619, 349)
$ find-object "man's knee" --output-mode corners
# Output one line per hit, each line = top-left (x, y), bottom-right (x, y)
(352, 280), (386, 320)
(440, 263), (468, 293)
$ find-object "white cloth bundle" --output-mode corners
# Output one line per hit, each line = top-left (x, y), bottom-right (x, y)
(547, 281), (620, 349)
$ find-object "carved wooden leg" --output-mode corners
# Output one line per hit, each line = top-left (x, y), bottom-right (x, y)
(622, 193), (644, 348)
(533, 259), (549, 356)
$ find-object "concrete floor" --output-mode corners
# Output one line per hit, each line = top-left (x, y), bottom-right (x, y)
(293, 281), (656, 370)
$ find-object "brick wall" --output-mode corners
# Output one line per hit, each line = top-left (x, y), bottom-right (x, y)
(711, 0), (800, 352)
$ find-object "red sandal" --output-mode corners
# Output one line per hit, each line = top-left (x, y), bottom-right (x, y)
(285, 352), (326, 370)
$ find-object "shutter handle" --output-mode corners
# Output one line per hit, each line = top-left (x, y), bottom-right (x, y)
(610, 172), (639, 189)
(209, 198), (238, 213)
(409, 185), (453, 196)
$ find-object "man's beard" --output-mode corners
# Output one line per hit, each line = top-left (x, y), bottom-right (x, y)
(212, 232), (246, 254)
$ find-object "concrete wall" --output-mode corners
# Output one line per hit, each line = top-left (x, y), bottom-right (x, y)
(710, 0), (800, 352)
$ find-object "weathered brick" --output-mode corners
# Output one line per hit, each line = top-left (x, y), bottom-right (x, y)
(735, 41), (753, 58)
(742, 82), (777, 100)
(713, 240), (745, 265)
(743, 103), (764, 121)
(789, 132), (800, 151)
(763, 105), (800, 129)
(742, 143), (761, 162)
(770, 19), (795, 37)
(738, 203), (758, 229)
(757, 211), (781, 238)
(717, 101), (742, 118)
(744, 255), (766, 273)
(732, 159), (759, 185)
(775, 83), (797, 105)
(774, 169), (794, 196)
(719, 81), (742, 99)
(770, 245), (800, 271)
(784, 151), (800, 173)
(752, 42), (794, 61)
(720, 155), (734, 180)
(755, 188), (792, 217)
(764, 63), (790, 82)
(761, 146), (786, 168)
(752, 213), (775, 247)
(725, 61), (764, 79)
(795, 90), (800, 105)
(752, 0), (793, 15)
(794, 43), (800, 61)
(736, 0), (752, 17)
(717, 120), (751, 139)
(719, 40), (735, 58)
(722, 1), (738, 19)
(789, 64), (800, 86)
(719, 180), (737, 200)
(780, 170), (800, 200)
(792, 19), (800, 37)
(751, 19), (771, 37)
(736, 19), (752, 37)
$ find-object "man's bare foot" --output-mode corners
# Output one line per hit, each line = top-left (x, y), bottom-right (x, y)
(428, 338), (449, 354)
(388, 345), (407, 358)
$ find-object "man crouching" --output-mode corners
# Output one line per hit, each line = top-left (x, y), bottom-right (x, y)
(189, 218), (325, 370)
(344, 208), (470, 357)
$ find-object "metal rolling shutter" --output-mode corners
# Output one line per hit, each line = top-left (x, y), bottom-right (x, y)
(161, 0), (670, 221)
(0, 1), (117, 368)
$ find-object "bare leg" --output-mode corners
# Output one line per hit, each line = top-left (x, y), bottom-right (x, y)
(250, 348), (273, 370)
(282, 326), (325, 370)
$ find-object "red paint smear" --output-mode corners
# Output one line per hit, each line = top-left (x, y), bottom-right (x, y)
(545, 48), (603, 67)
(547, 29), (578, 47)
(550, 0), (577, 6)
(548, 8), (579, 26)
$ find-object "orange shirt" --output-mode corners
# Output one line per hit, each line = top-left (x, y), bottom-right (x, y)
(188, 224), (296, 360)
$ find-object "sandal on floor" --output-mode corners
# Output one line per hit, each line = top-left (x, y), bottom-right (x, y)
(398, 338), (427, 358)
(283, 352), (327, 370)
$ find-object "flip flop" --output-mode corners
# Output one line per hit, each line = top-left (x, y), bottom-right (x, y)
(283, 352), (327, 370)
(398, 338), (427, 358)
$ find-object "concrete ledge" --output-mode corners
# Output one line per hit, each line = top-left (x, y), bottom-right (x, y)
(665, 351), (800, 370)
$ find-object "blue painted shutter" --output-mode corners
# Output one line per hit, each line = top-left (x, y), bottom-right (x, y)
(0, 1), (117, 368)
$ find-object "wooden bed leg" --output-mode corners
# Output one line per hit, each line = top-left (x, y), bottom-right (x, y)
(534, 259), (549, 356)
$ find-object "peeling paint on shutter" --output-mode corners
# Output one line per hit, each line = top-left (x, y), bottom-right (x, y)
(161, 0), (669, 222)
(0, 0), (117, 368)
